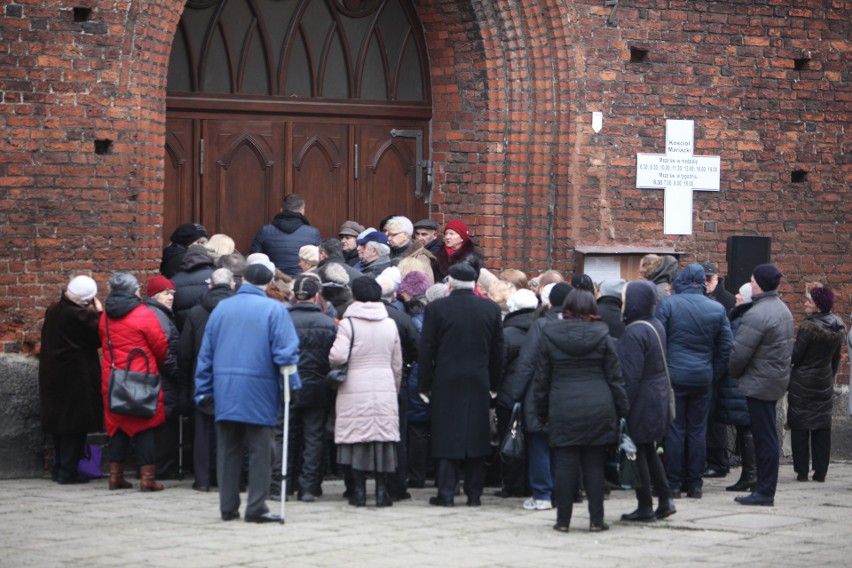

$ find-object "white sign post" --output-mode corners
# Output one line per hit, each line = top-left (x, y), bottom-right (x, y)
(636, 120), (721, 235)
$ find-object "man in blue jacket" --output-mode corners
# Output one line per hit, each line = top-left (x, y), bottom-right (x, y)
(195, 260), (302, 524)
(657, 263), (732, 499)
(249, 194), (321, 277)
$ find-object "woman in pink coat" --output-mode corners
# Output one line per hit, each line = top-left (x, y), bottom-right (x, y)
(330, 276), (402, 507)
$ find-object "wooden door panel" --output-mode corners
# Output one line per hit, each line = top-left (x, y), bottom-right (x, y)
(202, 121), (282, 255)
(163, 118), (196, 246)
(357, 123), (429, 228)
(290, 123), (350, 240)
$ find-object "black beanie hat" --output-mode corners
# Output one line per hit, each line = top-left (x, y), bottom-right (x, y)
(752, 264), (782, 292)
(549, 282), (573, 308)
(351, 276), (382, 302)
(170, 223), (207, 246)
(243, 263), (274, 286)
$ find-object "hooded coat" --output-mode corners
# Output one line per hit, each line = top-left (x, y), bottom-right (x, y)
(656, 264), (732, 388)
(330, 301), (402, 444)
(249, 211), (321, 277)
(171, 248), (216, 330)
(616, 281), (670, 444)
(597, 295), (625, 338)
(788, 311), (845, 431)
(532, 318), (628, 448)
(645, 255), (679, 301)
(39, 295), (103, 434)
(288, 302), (337, 409)
(496, 307), (537, 410)
(99, 291), (168, 437)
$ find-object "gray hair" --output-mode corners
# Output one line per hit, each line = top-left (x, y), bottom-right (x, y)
(447, 277), (475, 291)
(376, 275), (397, 301)
(218, 252), (247, 276)
(108, 272), (139, 294)
(320, 262), (350, 286)
(385, 216), (414, 236)
(425, 283), (449, 303)
(365, 241), (390, 257)
(210, 268), (234, 286)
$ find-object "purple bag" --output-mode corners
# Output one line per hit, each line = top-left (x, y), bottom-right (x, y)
(77, 444), (103, 479)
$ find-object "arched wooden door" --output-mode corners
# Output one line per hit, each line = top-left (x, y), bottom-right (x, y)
(164, 0), (432, 252)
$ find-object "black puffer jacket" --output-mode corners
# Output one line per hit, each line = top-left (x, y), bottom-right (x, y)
(288, 303), (337, 409)
(788, 311), (845, 431)
(533, 318), (628, 448)
(496, 308), (536, 410)
(715, 302), (753, 426)
(597, 295), (625, 338)
(144, 298), (181, 417)
(505, 307), (561, 433)
(249, 211), (321, 277)
(172, 249), (215, 331)
(178, 284), (234, 380)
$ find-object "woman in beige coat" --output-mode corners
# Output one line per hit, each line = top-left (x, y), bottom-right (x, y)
(330, 276), (402, 507)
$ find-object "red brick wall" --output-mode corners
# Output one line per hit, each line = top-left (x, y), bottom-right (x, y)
(1, 1), (850, 379)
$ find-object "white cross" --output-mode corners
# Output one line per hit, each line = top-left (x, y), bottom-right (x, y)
(636, 120), (721, 235)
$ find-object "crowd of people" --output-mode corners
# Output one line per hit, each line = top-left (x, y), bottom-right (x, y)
(38, 194), (850, 530)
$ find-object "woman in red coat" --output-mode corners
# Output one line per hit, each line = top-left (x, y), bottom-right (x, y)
(99, 272), (168, 491)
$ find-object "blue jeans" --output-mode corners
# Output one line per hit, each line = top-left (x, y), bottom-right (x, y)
(526, 431), (553, 500)
(664, 384), (712, 491)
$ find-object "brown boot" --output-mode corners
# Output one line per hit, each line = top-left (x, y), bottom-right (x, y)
(139, 464), (164, 492)
(108, 462), (133, 490)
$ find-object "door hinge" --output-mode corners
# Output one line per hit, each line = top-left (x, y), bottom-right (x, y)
(390, 128), (432, 199)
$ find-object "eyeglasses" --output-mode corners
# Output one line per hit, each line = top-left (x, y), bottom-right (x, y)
(386, 232), (403, 238)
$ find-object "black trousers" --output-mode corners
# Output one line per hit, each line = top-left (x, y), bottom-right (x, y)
(218, 421), (272, 518)
(406, 421), (431, 488)
(154, 415), (181, 478)
(747, 397), (779, 498)
(552, 445), (606, 527)
(436, 457), (485, 502)
(53, 432), (86, 482)
(388, 384), (409, 498)
(790, 428), (831, 479)
(109, 428), (155, 466)
(635, 442), (671, 509)
(705, 378), (730, 473)
(193, 410), (216, 488)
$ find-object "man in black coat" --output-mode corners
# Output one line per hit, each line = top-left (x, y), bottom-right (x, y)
(177, 268), (235, 491)
(161, 223), (207, 279)
(249, 193), (322, 277)
(419, 263), (504, 507)
(276, 276), (337, 502)
(171, 245), (216, 331)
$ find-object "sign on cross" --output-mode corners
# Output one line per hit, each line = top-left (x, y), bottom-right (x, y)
(636, 120), (721, 235)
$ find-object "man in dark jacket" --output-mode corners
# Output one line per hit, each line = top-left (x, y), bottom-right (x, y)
(505, 282), (572, 508)
(414, 218), (443, 257)
(338, 220), (365, 267)
(274, 276), (337, 502)
(419, 263), (504, 507)
(178, 268), (236, 491)
(171, 245), (216, 331)
(728, 264), (794, 506)
(657, 264), (732, 499)
(161, 223), (207, 279)
(701, 261), (738, 479)
(596, 279), (626, 338)
(317, 238), (362, 284)
(249, 194), (321, 277)
(355, 231), (394, 278)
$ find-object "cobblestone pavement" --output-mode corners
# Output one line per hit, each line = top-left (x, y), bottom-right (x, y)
(2, 461), (851, 567)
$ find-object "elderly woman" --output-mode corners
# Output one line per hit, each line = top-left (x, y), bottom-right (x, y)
(39, 275), (104, 484)
(330, 276), (402, 507)
(533, 289), (628, 533)
(617, 281), (675, 522)
(788, 285), (846, 482)
(434, 219), (484, 279)
(100, 272), (169, 491)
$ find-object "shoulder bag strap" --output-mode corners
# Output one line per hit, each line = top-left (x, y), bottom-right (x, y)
(626, 320), (672, 391)
(104, 315), (117, 370)
(345, 318), (355, 361)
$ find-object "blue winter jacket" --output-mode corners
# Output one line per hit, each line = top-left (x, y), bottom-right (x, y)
(656, 264), (732, 388)
(249, 211), (321, 277)
(194, 284), (300, 426)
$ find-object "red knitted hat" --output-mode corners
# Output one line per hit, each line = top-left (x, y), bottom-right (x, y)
(444, 219), (469, 242)
(146, 275), (175, 298)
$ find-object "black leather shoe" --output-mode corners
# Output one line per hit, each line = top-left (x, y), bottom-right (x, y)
(734, 493), (774, 507)
(56, 474), (91, 485)
(245, 512), (284, 524)
(686, 487), (702, 499)
(702, 467), (728, 478)
(812, 473), (826, 482)
(796, 473), (809, 482)
(655, 499), (677, 520)
(299, 492), (315, 503)
(670, 490), (682, 499)
(552, 523), (570, 533)
(391, 491), (412, 502)
(621, 508), (656, 522)
(429, 496), (454, 507)
(466, 496), (482, 507)
(589, 521), (610, 532)
(192, 483), (210, 492)
(221, 511), (240, 521)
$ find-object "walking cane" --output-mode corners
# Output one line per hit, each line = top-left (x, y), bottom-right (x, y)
(280, 368), (292, 525)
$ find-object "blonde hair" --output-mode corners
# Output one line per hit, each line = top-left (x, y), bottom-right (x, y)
(398, 256), (434, 284)
(487, 280), (516, 308)
(205, 234), (236, 262)
(500, 268), (528, 291)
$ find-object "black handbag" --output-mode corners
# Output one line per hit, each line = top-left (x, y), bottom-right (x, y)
(326, 319), (354, 390)
(105, 316), (161, 418)
(604, 418), (641, 489)
(499, 402), (526, 463)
